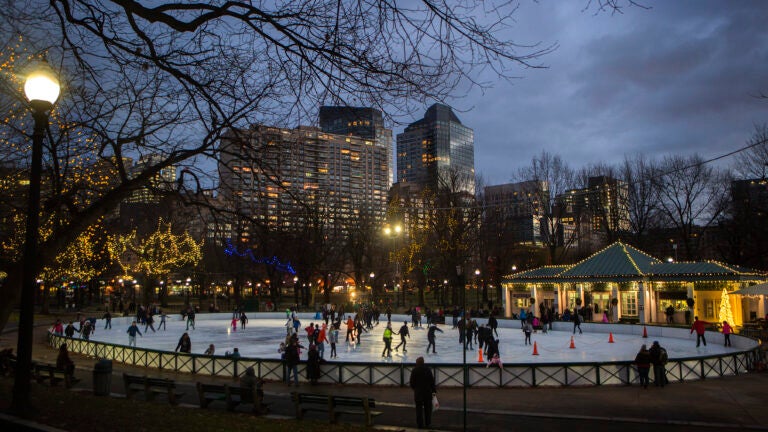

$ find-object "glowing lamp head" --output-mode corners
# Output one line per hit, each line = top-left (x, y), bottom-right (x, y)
(24, 67), (60, 106)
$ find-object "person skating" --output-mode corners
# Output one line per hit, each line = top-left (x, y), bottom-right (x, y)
(126, 321), (142, 347)
(240, 312), (248, 329)
(722, 321), (733, 347)
(409, 356), (436, 430)
(328, 324), (339, 358)
(691, 316), (708, 347)
(175, 332), (192, 353)
(186, 307), (196, 330)
(382, 322), (394, 357)
(394, 321), (410, 353)
(426, 323), (443, 354)
(488, 314), (499, 338)
(102, 310), (112, 329)
(523, 320), (533, 345)
(573, 308), (582, 334)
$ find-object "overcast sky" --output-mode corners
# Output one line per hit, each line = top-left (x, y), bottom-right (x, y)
(409, 0), (768, 186)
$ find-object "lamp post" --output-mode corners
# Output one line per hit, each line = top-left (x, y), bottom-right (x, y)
(383, 224), (402, 307)
(475, 269), (481, 308)
(457, 264), (466, 432)
(12, 64), (60, 415)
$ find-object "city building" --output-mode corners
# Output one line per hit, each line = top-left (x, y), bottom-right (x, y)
(483, 181), (547, 246)
(218, 117), (392, 239)
(396, 103), (475, 195)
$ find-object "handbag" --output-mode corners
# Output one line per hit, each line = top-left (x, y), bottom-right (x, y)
(431, 393), (439, 412)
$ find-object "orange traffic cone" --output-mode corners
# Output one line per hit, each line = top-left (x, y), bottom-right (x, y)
(608, 332), (615, 343)
(569, 336), (575, 349)
(478, 348), (484, 363)
(532, 341), (539, 355)
(642, 326), (648, 338)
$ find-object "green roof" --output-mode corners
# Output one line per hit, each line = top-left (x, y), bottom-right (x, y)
(558, 242), (661, 278)
(506, 265), (568, 282)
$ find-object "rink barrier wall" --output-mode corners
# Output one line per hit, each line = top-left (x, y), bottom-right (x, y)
(46, 315), (764, 388)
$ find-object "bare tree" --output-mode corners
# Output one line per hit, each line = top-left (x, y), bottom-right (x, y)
(620, 154), (661, 248)
(653, 154), (730, 260)
(515, 151), (577, 264)
(733, 124), (768, 180)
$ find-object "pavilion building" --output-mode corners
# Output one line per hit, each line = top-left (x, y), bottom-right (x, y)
(501, 242), (766, 326)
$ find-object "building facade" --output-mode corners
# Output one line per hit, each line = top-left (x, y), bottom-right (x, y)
(396, 103), (475, 195)
(483, 180), (547, 246)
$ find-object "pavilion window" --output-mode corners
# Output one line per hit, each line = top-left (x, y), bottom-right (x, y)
(621, 292), (638, 316)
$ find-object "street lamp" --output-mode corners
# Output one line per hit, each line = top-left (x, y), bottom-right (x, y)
(475, 269), (481, 308)
(13, 63), (60, 415)
(383, 224), (402, 307)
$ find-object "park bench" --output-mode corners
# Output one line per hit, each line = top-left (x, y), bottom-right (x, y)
(33, 362), (78, 388)
(291, 392), (382, 427)
(123, 373), (184, 405)
(195, 382), (269, 414)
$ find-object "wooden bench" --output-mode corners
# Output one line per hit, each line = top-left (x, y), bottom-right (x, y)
(33, 363), (78, 388)
(291, 392), (382, 426)
(123, 373), (184, 405)
(196, 382), (270, 414)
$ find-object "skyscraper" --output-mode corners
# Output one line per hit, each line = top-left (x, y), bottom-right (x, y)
(396, 103), (475, 195)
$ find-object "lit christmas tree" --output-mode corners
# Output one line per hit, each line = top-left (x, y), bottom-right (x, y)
(718, 288), (734, 326)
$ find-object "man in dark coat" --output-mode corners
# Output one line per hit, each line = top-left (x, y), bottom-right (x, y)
(409, 356), (436, 429)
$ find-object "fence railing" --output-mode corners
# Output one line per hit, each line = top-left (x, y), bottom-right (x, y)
(47, 331), (763, 388)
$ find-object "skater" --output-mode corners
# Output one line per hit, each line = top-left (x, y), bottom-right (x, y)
(573, 308), (582, 334)
(690, 316), (708, 347)
(394, 321), (410, 353)
(488, 314), (499, 338)
(102, 310), (112, 329)
(382, 322), (394, 357)
(409, 356), (436, 430)
(722, 321), (733, 347)
(316, 324), (327, 359)
(329, 324), (339, 358)
(158, 310), (167, 331)
(144, 313), (156, 333)
(231, 316), (238, 332)
(204, 344), (215, 356)
(240, 312), (248, 329)
(345, 316), (355, 342)
(426, 323), (443, 354)
(186, 307), (196, 330)
(487, 352), (503, 369)
(523, 320), (533, 345)
(175, 332), (192, 353)
(126, 321), (142, 347)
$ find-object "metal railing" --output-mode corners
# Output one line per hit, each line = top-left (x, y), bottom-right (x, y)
(47, 331), (762, 388)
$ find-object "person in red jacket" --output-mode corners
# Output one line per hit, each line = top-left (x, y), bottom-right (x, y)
(691, 316), (708, 347)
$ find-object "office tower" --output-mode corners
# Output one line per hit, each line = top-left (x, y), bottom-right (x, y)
(396, 103), (475, 195)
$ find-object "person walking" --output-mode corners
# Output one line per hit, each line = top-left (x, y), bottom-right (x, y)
(634, 344), (651, 389)
(284, 338), (301, 386)
(175, 332), (192, 353)
(409, 356), (436, 430)
(382, 322), (394, 357)
(691, 316), (708, 347)
(394, 321), (410, 353)
(126, 321), (142, 347)
(426, 323), (443, 354)
(56, 343), (77, 381)
(722, 321), (733, 347)
(648, 341), (668, 387)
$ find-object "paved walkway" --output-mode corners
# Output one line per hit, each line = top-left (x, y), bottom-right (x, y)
(3, 319), (768, 431)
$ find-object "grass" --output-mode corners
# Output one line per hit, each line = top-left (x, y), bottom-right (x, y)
(0, 377), (367, 432)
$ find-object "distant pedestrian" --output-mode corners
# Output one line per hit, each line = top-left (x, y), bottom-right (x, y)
(126, 321), (142, 347)
(176, 332), (192, 353)
(722, 321), (733, 347)
(690, 316), (708, 347)
(56, 343), (77, 380)
(648, 341), (668, 387)
(426, 323), (443, 354)
(634, 344), (651, 389)
(409, 356), (436, 430)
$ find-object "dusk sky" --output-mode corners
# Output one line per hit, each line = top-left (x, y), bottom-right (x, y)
(412, 1), (768, 186)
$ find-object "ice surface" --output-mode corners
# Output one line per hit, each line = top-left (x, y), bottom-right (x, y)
(82, 313), (742, 364)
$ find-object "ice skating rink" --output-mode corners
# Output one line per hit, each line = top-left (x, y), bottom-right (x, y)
(85, 313), (750, 364)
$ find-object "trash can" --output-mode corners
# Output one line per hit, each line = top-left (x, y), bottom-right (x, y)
(92, 359), (112, 396)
